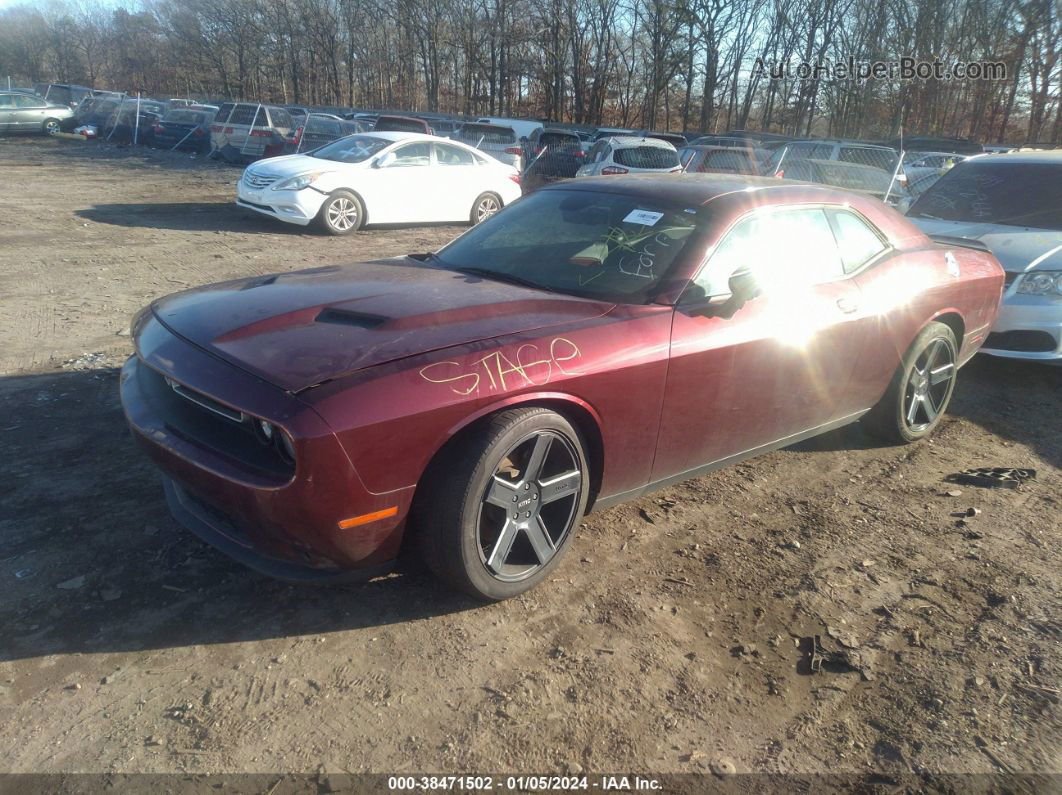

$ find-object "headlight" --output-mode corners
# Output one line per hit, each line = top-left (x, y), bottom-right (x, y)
(272, 171), (330, 191)
(254, 419), (296, 463)
(128, 305), (151, 338)
(1017, 271), (1062, 296)
(276, 430), (296, 463)
(257, 419), (274, 441)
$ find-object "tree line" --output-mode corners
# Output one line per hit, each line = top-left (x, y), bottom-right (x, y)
(0, 0), (1058, 144)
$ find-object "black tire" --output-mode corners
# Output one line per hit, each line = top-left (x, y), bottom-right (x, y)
(315, 190), (365, 235)
(863, 321), (958, 443)
(415, 407), (590, 601)
(43, 118), (61, 135)
(470, 192), (502, 225)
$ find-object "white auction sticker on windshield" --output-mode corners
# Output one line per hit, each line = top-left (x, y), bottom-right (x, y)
(623, 209), (664, 226)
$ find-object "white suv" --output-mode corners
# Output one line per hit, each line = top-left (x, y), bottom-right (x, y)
(576, 136), (681, 177)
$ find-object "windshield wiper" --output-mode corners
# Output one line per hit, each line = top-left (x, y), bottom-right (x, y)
(453, 266), (552, 292)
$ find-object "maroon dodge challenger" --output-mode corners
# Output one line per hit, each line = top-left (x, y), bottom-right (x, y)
(121, 175), (1004, 600)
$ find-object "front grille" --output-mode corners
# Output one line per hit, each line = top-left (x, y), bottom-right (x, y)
(984, 330), (1057, 353)
(177, 484), (250, 545)
(238, 199), (275, 213)
(137, 362), (294, 480)
(166, 377), (245, 422)
(244, 172), (279, 188)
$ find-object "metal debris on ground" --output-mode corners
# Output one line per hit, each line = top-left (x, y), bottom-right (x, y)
(806, 634), (874, 681)
(946, 468), (1036, 489)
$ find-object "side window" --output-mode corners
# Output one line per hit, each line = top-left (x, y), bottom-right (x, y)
(0, 94), (14, 108)
(391, 142), (431, 166)
(694, 207), (845, 297)
(766, 208), (844, 282)
(839, 146), (895, 172)
(694, 214), (764, 297)
(435, 143), (475, 166)
(827, 209), (887, 273)
(808, 143), (835, 160)
(15, 94), (43, 108)
(771, 142), (811, 171)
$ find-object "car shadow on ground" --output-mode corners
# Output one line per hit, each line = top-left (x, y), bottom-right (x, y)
(75, 202), (310, 235)
(76, 203), (469, 236)
(947, 354), (1061, 469)
(787, 354), (1061, 468)
(1, 368), (481, 663)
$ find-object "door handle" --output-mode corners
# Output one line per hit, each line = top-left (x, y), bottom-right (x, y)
(836, 297), (859, 314)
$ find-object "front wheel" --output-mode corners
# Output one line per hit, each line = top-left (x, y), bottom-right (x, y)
(416, 408), (589, 600)
(43, 118), (61, 135)
(315, 190), (364, 235)
(863, 321), (958, 443)
(470, 192), (502, 224)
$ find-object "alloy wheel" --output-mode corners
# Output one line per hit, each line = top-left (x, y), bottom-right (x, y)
(476, 431), (582, 582)
(45, 120), (60, 135)
(476, 196), (500, 222)
(903, 337), (955, 431)
(327, 197), (358, 231)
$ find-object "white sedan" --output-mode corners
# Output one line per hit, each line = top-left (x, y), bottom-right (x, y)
(236, 131), (522, 235)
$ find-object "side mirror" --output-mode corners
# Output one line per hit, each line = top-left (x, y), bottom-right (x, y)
(681, 269), (761, 320)
(728, 269), (761, 303)
(374, 151), (396, 169)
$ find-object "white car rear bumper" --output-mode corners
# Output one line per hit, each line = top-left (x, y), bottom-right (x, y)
(235, 180), (326, 227)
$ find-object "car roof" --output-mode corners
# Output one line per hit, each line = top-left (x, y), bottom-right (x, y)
(969, 149), (1062, 164)
(543, 172), (869, 204)
(360, 131), (436, 143)
(607, 135), (676, 148)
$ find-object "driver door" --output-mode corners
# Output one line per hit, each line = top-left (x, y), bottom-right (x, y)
(652, 206), (869, 480)
(363, 141), (433, 223)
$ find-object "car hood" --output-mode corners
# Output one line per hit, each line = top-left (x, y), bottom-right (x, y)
(909, 218), (1062, 273)
(149, 259), (613, 393)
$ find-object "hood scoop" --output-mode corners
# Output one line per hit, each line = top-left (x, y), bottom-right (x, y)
(315, 307), (389, 329)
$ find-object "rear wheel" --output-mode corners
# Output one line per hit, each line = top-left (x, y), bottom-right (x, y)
(416, 408), (589, 600)
(863, 321), (958, 443)
(315, 190), (364, 235)
(43, 118), (61, 135)
(470, 192), (502, 224)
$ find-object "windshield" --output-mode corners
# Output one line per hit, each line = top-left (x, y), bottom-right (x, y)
(433, 189), (700, 302)
(310, 134), (391, 163)
(908, 161), (1062, 231)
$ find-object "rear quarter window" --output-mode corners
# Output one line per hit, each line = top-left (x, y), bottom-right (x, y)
(267, 107), (293, 129)
(214, 103), (234, 123)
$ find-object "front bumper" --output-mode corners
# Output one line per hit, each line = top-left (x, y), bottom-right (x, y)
(235, 179), (324, 226)
(162, 476), (393, 584)
(120, 322), (413, 581)
(982, 288), (1062, 361)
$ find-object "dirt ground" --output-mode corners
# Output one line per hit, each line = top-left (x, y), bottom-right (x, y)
(0, 136), (1059, 786)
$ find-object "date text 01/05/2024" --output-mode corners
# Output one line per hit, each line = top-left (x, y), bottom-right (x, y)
(386, 774), (663, 790)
